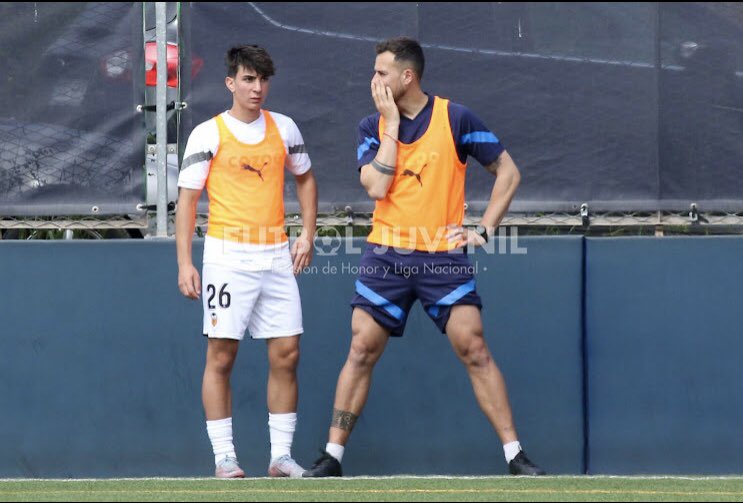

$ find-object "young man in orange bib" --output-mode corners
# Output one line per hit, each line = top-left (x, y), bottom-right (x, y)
(176, 45), (317, 478)
(304, 37), (544, 477)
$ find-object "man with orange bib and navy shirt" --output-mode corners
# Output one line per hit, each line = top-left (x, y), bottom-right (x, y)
(176, 45), (317, 478)
(304, 37), (544, 477)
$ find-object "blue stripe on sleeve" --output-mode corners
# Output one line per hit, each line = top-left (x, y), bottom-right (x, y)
(460, 131), (500, 145)
(357, 137), (380, 160)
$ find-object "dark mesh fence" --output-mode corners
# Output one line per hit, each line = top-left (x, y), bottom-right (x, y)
(658, 3), (743, 210)
(183, 2), (743, 213)
(2, 3), (741, 216)
(0, 3), (144, 216)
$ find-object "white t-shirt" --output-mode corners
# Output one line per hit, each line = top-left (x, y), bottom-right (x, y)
(179, 110), (312, 270)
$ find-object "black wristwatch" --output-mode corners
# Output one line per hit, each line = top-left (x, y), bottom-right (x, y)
(474, 225), (489, 243)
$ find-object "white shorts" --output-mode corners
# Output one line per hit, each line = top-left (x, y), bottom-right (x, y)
(202, 259), (303, 340)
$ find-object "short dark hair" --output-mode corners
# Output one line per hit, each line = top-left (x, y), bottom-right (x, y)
(225, 45), (275, 78)
(375, 37), (425, 80)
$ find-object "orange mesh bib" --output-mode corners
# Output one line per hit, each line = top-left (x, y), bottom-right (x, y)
(368, 97), (466, 252)
(206, 112), (287, 245)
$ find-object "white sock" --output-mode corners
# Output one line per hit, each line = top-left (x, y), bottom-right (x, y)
(206, 417), (237, 465)
(326, 442), (345, 463)
(504, 440), (522, 463)
(268, 412), (297, 461)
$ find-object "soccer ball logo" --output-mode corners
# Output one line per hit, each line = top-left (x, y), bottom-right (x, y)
(314, 228), (342, 256)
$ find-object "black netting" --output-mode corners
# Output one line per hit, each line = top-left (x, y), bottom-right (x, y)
(0, 2), (144, 216)
(2, 3), (741, 217)
(183, 2), (743, 214)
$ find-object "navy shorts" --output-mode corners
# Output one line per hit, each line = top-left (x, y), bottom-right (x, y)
(351, 244), (482, 337)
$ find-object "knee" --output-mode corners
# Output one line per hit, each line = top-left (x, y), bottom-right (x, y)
(271, 346), (300, 373)
(457, 335), (491, 369)
(347, 337), (381, 370)
(208, 350), (236, 376)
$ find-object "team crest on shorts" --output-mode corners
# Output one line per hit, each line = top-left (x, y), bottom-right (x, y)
(211, 313), (218, 327)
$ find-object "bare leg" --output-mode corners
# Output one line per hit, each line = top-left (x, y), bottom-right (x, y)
(446, 305), (518, 444)
(328, 308), (390, 445)
(266, 335), (301, 413)
(202, 338), (240, 420)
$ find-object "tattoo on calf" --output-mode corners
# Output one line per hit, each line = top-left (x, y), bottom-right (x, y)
(331, 408), (359, 431)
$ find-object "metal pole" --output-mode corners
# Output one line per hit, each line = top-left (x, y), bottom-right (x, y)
(155, 2), (168, 237)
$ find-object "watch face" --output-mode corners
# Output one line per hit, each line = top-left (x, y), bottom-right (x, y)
(475, 225), (488, 242)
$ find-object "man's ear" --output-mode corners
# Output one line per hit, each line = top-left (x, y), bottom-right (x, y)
(403, 68), (415, 86)
(225, 76), (235, 93)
